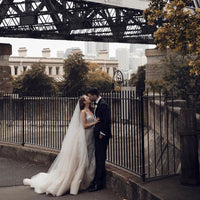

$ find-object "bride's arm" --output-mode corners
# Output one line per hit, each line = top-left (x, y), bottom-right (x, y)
(80, 110), (99, 129)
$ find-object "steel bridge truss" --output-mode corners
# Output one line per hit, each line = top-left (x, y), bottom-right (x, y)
(0, 0), (156, 44)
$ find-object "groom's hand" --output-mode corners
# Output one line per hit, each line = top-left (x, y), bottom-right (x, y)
(99, 131), (105, 139)
(99, 134), (103, 139)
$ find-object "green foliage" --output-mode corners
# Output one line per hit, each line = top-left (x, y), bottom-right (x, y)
(13, 62), (58, 96)
(62, 53), (89, 94)
(114, 85), (121, 91)
(144, 0), (200, 111)
(86, 62), (113, 92)
(144, 0), (200, 74)
(146, 79), (167, 93)
(129, 66), (146, 93)
(143, 0), (167, 26)
(148, 57), (200, 109)
(163, 57), (200, 106)
(62, 55), (113, 94)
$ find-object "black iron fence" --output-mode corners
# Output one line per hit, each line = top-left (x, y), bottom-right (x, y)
(0, 90), (182, 181)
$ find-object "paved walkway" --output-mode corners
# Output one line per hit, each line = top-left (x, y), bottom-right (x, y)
(0, 157), (123, 200)
(1, 156), (200, 200)
(143, 175), (200, 200)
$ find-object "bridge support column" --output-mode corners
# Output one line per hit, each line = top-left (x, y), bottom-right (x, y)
(0, 43), (13, 95)
(145, 48), (178, 90)
(179, 108), (199, 185)
(145, 49), (167, 90)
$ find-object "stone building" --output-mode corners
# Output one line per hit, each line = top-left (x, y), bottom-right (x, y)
(0, 43), (13, 94)
(87, 50), (118, 78)
(9, 48), (118, 81)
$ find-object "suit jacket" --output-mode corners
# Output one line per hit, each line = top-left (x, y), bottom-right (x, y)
(94, 98), (111, 139)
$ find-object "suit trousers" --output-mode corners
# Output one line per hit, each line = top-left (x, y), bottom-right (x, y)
(94, 136), (109, 188)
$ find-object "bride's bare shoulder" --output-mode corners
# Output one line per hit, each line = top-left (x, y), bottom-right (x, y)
(80, 109), (86, 115)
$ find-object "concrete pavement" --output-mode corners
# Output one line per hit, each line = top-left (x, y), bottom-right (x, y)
(0, 186), (123, 200)
(144, 175), (200, 200)
(0, 157), (123, 200)
(1, 144), (200, 200)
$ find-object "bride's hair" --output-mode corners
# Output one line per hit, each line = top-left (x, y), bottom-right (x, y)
(79, 95), (86, 111)
(79, 95), (94, 112)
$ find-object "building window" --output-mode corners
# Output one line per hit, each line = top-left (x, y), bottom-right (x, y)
(106, 67), (109, 74)
(56, 67), (59, 75)
(49, 67), (52, 75)
(23, 66), (27, 71)
(113, 67), (116, 74)
(14, 66), (18, 75)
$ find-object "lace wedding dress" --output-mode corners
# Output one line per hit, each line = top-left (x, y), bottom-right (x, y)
(23, 102), (95, 196)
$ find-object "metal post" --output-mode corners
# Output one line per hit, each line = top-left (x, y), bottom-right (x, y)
(21, 95), (25, 146)
(140, 90), (146, 181)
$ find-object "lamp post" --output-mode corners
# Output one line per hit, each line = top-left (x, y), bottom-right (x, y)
(193, 0), (200, 8)
(112, 70), (124, 90)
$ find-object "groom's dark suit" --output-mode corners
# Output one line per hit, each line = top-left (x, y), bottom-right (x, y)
(93, 97), (111, 189)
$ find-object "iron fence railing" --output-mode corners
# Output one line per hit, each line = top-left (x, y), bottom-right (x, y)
(0, 90), (181, 181)
(103, 91), (145, 179)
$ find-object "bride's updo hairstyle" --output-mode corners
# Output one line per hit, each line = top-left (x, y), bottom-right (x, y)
(79, 95), (86, 111)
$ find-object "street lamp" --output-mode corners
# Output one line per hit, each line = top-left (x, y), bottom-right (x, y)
(112, 70), (124, 90)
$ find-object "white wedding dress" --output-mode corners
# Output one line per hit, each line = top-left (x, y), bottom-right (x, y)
(23, 102), (95, 196)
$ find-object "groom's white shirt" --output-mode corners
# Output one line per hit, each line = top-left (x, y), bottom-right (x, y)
(95, 96), (105, 137)
(95, 96), (101, 105)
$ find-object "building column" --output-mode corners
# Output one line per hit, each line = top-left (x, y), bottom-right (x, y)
(0, 43), (13, 95)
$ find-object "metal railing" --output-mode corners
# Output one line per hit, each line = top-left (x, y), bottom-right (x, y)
(0, 90), (180, 181)
(103, 91), (145, 179)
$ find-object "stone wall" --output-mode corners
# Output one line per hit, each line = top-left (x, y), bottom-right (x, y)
(144, 96), (200, 182)
(145, 97), (183, 149)
(145, 49), (178, 89)
(145, 48), (200, 183)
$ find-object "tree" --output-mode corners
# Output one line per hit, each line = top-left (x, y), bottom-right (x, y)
(129, 66), (146, 93)
(143, 0), (200, 75)
(62, 53), (89, 94)
(144, 0), (200, 112)
(162, 57), (200, 105)
(146, 56), (200, 111)
(62, 55), (113, 94)
(86, 62), (113, 92)
(13, 62), (58, 96)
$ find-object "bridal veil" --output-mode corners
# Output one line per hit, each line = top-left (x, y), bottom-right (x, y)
(23, 102), (89, 196)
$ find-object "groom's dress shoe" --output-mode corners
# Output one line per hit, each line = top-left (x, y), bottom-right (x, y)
(88, 184), (103, 192)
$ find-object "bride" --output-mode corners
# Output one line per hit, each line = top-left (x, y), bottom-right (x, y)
(23, 95), (99, 196)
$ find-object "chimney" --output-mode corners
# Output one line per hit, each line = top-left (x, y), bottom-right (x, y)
(18, 47), (27, 57)
(42, 48), (51, 58)
(98, 50), (109, 60)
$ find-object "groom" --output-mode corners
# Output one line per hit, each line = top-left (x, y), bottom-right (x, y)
(88, 88), (111, 192)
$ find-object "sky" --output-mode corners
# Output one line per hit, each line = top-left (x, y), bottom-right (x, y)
(0, 37), (131, 58)
(85, 0), (148, 10)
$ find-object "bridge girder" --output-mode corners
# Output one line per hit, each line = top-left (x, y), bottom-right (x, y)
(0, 0), (156, 44)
